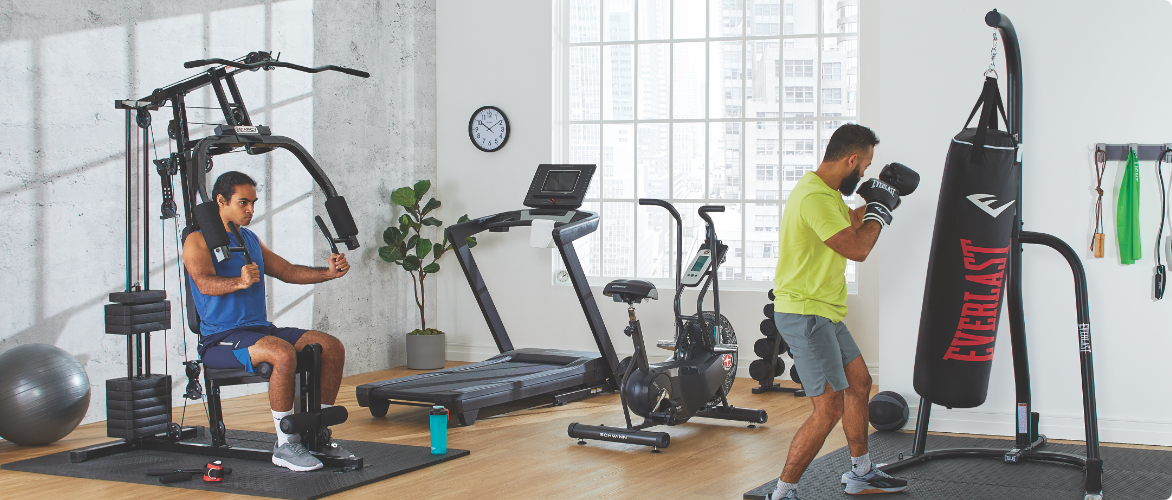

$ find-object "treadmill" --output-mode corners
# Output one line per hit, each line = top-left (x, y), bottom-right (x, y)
(356, 164), (622, 425)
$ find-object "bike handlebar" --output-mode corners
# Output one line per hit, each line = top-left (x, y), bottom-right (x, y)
(183, 58), (370, 78)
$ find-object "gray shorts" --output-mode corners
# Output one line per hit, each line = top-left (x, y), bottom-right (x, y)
(774, 312), (862, 397)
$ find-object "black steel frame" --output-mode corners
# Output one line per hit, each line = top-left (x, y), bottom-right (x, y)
(883, 11), (1103, 500)
(445, 209), (623, 385)
(77, 52), (368, 467)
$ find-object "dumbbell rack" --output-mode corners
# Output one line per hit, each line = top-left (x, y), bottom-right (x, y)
(750, 290), (804, 397)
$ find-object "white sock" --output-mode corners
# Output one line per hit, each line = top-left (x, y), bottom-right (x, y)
(272, 409), (299, 445)
(770, 480), (797, 500)
(851, 453), (872, 475)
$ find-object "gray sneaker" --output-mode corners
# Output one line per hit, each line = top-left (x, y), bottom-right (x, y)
(841, 462), (888, 484)
(766, 480), (802, 500)
(843, 465), (908, 495)
(316, 428), (355, 459)
(272, 441), (324, 471)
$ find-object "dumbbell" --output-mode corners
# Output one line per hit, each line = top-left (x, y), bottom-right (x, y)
(759, 318), (778, 337)
(789, 365), (801, 385)
(763, 303), (773, 319)
(754, 336), (789, 358)
(768, 289), (775, 301)
(748, 358), (786, 382)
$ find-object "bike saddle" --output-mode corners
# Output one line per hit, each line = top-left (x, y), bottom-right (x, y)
(603, 279), (658, 303)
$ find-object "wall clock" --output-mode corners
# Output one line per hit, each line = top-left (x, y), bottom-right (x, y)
(468, 105), (510, 152)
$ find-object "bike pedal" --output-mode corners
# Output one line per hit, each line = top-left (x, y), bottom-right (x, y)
(655, 340), (676, 351)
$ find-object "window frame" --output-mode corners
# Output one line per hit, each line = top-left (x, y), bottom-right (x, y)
(560, 0), (861, 292)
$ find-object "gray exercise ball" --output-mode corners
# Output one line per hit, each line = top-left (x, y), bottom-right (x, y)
(0, 344), (91, 445)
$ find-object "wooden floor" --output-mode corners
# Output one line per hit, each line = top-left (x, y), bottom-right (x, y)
(0, 364), (1161, 499)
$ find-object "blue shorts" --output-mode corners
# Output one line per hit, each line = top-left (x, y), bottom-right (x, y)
(198, 324), (307, 373)
(774, 312), (862, 397)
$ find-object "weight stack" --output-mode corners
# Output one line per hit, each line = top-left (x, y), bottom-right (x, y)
(106, 374), (172, 439)
(105, 290), (171, 335)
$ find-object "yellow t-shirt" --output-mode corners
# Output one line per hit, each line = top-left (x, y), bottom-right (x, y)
(773, 171), (852, 322)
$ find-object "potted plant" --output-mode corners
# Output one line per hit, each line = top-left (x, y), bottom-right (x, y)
(379, 180), (476, 370)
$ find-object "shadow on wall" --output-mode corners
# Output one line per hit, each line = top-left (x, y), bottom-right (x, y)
(0, 0), (318, 424)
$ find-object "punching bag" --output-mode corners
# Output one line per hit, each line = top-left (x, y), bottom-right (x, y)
(913, 77), (1019, 409)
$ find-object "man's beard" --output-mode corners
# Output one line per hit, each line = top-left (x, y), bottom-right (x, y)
(839, 164), (863, 196)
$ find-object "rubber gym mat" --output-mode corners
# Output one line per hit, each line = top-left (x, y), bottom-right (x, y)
(743, 431), (1172, 499)
(2, 429), (469, 500)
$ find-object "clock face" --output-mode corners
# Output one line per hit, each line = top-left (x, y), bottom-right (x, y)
(468, 106), (510, 152)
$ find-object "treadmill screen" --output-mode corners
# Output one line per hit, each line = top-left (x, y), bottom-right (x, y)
(541, 171), (580, 193)
(689, 255), (709, 272)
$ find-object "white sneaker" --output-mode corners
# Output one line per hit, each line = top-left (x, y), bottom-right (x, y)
(843, 465), (908, 495)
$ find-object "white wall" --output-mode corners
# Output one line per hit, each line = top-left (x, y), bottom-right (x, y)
(879, 0), (1172, 445)
(436, 1), (882, 379)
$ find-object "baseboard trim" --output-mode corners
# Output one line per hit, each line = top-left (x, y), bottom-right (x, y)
(897, 405), (1172, 447)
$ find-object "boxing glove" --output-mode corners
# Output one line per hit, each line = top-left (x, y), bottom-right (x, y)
(856, 178), (899, 228)
(879, 162), (920, 210)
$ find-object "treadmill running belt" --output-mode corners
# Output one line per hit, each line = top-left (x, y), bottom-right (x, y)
(375, 362), (565, 394)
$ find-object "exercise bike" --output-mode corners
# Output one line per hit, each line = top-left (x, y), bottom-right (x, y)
(567, 200), (767, 451)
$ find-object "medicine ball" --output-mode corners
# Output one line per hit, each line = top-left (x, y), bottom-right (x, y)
(868, 391), (909, 432)
(0, 344), (91, 445)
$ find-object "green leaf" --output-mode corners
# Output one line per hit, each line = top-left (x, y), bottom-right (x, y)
(378, 246), (402, 263)
(383, 226), (402, 245)
(417, 238), (433, 258)
(465, 236), (477, 248)
(421, 217), (442, 227)
(399, 214), (412, 228)
(433, 243), (444, 259)
(457, 214), (470, 224)
(405, 235), (418, 250)
(421, 198), (441, 216)
(391, 187), (416, 207)
(402, 255), (420, 271)
(413, 180), (431, 201)
(422, 263), (440, 273)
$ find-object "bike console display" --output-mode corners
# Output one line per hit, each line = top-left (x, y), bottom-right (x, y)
(523, 164), (596, 210)
(682, 249), (712, 287)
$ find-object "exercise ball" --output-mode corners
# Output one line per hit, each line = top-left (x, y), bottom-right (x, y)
(0, 344), (91, 445)
(868, 391), (909, 432)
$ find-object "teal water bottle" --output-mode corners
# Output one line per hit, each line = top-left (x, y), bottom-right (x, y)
(429, 405), (448, 454)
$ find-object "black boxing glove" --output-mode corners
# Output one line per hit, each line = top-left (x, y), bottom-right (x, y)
(856, 178), (899, 228)
(879, 162), (920, 203)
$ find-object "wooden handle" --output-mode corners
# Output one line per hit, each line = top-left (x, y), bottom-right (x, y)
(1092, 233), (1105, 258)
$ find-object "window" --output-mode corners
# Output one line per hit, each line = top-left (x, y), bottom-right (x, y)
(823, 88), (842, 104)
(784, 59), (813, 78)
(783, 139), (814, 155)
(756, 164), (777, 180)
(823, 62), (841, 80)
(564, 0), (861, 287)
(784, 86), (814, 103)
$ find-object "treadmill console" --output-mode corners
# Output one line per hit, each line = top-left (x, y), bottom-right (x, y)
(523, 164), (596, 210)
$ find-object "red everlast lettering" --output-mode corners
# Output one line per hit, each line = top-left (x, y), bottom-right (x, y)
(944, 239), (1010, 362)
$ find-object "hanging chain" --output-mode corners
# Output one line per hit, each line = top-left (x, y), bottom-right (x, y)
(984, 31), (999, 78)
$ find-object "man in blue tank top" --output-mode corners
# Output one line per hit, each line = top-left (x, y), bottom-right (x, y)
(183, 171), (352, 472)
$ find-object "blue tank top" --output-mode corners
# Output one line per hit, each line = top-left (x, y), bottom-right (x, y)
(188, 227), (271, 336)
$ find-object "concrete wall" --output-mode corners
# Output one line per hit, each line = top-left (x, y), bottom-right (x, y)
(0, 0), (435, 426)
(879, 0), (1172, 445)
(435, 1), (882, 379)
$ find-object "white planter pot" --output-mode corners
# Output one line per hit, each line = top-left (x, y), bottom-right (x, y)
(405, 333), (446, 370)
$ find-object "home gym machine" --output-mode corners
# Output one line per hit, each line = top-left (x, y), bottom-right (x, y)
(356, 164), (622, 426)
(880, 11), (1103, 500)
(567, 199), (768, 451)
(70, 51), (367, 468)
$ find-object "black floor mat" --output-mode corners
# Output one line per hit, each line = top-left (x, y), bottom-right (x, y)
(743, 432), (1172, 499)
(2, 429), (468, 500)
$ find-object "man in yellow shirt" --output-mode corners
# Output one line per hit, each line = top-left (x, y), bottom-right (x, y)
(767, 124), (908, 499)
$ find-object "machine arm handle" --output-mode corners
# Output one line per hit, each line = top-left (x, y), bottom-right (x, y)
(183, 58), (371, 78)
(226, 222), (253, 265)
